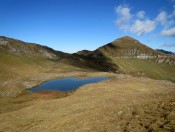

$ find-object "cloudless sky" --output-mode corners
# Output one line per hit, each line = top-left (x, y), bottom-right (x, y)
(0, 0), (175, 53)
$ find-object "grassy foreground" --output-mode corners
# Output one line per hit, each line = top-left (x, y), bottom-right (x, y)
(0, 74), (175, 132)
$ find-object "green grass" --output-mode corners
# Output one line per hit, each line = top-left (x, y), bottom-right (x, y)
(113, 58), (175, 82)
(0, 53), (56, 81)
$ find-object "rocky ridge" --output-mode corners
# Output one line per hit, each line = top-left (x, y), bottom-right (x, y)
(0, 36), (67, 59)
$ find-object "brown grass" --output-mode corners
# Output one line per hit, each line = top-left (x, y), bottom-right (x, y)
(0, 74), (175, 132)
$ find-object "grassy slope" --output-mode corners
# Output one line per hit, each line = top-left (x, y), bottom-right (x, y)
(113, 58), (175, 82)
(0, 53), (54, 81)
(0, 52), (85, 96)
(96, 36), (175, 82)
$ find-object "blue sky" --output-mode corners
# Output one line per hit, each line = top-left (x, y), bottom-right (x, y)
(0, 0), (175, 53)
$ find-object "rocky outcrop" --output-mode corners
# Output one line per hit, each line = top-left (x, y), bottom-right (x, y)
(156, 55), (175, 65)
(137, 54), (156, 59)
(156, 49), (175, 57)
(0, 37), (8, 45)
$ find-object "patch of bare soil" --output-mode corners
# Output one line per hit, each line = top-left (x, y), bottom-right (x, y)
(0, 75), (175, 132)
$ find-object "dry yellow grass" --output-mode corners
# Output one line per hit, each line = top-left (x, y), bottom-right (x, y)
(0, 74), (175, 132)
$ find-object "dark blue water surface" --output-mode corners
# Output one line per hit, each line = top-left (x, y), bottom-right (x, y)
(29, 77), (108, 92)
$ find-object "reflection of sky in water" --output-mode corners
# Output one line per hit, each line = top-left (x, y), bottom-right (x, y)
(29, 77), (108, 92)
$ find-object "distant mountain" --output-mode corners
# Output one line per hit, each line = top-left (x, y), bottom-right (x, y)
(76, 50), (93, 56)
(156, 49), (175, 56)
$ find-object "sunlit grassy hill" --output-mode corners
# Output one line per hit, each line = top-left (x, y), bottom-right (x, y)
(0, 36), (68, 81)
(76, 36), (175, 82)
(0, 36), (79, 96)
(0, 36), (175, 96)
(93, 36), (175, 82)
(97, 36), (162, 57)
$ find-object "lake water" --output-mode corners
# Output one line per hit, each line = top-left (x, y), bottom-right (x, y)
(29, 77), (108, 92)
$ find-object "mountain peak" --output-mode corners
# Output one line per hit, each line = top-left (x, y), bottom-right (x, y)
(97, 36), (162, 58)
(118, 36), (137, 41)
